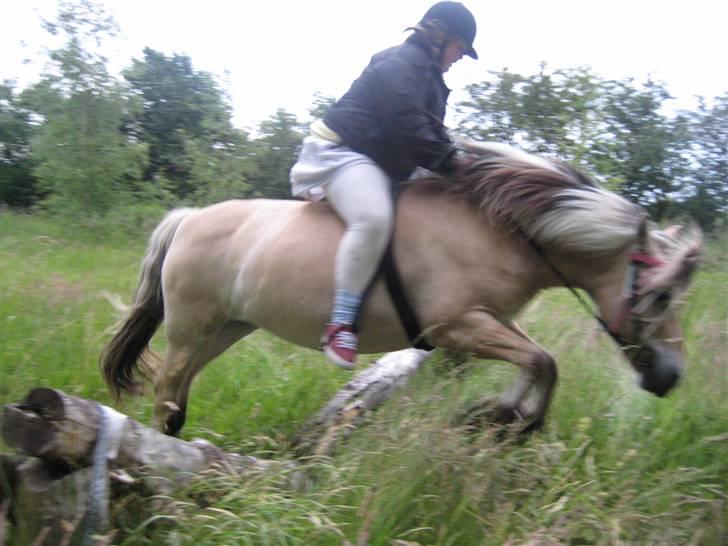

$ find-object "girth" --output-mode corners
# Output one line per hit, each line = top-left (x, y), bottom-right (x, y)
(381, 243), (436, 351)
(352, 239), (435, 352)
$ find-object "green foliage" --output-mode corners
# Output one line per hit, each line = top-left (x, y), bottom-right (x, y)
(183, 134), (256, 205)
(308, 92), (336, 121)
(32, 86), (149, 219)
(678, 95), (728, 231)
(249, 109), (305, 198)
(123, 48), (244, 200)
(459, 66), (606, 160)
(1, 212), (725, 545)
(0, 82), (40, 207)
(600, 79), (682, 219)
(26, 0), (149, 220)
(456, 67), (725, 228)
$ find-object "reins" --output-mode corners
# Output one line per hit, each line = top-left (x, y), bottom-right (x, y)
(518, 220), (662, 353)
(519, 228), (627, 347)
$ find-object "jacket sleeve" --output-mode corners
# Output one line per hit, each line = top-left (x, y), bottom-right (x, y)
(368, 54), (457, 174)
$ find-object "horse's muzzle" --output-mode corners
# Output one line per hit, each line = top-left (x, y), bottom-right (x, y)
(639, 342), (683, 397)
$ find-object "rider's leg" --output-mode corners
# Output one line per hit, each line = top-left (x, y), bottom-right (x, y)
(323, 162), (393, 368)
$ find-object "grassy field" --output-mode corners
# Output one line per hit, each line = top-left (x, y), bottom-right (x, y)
(1, 211), (726, 545)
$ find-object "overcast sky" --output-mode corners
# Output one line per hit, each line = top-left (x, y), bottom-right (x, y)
(2, 0), (726, 129)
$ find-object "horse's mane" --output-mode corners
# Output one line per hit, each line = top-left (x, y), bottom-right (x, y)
(438, 141), (646, 254)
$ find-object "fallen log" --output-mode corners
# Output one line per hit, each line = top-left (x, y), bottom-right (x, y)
(1, 388), (286, 545)
(293, 348), (433, 456)
(2, 388), (266, 482)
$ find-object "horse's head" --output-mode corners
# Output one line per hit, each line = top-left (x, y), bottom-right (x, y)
(609, 224), (703, 396)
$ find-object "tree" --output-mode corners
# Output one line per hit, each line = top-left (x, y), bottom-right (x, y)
(33, 88), (148, 216)
(457, 66), (607, 168)
(600, 79), (682, 220)
(0, 82), (40, 207)
(123, 48), (239, 199)
(308, 92), (336, 121)
(679, 95), (728, 231)
(456, 67), (524, 144)
(456, 69), (689, 221)
(30, 0), (148, 219)
(249, 109), (304, 199)
(184, 132), (256, 205)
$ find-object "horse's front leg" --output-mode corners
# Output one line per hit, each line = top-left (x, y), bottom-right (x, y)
(432, 309), (557, 430)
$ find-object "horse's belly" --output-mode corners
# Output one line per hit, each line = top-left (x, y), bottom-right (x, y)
(231, 276), (411, 354)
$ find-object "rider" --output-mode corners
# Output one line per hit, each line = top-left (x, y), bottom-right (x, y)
(290, 2), (478, 369)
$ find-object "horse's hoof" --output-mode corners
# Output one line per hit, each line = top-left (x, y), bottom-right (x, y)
(495, 405), (523, 425)
(520, 417), (545, 434)
(164, 407), (187, 436)
(496, 405), (546, 437)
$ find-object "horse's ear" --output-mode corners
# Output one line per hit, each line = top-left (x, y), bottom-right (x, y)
(674, 233), (703, 288)
(640, 227), (703, 293)
(648, 224), (682, 259)
(663, 225), (682, 239)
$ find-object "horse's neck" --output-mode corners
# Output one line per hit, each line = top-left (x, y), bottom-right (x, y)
(555, 249), (630, 321)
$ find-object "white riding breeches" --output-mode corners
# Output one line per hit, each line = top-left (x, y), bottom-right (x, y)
(326, 161), (394, 293)
(290, 135), (394, 294)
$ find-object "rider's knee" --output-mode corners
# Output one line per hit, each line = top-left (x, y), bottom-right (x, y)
(353, 207), (394, 243)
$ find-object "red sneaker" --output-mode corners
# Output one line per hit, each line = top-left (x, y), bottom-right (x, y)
(322, 323), (358, 369)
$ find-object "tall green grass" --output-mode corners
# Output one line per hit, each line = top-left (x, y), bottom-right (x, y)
(1, 212), (725, 545)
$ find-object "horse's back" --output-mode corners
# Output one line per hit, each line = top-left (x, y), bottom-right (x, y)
(163, 198), (366, 348)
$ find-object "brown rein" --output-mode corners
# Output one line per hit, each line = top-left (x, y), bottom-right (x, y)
(520, 228), (664, 356)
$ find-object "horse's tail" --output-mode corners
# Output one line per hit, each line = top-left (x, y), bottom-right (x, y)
(101, 208), (197, 400)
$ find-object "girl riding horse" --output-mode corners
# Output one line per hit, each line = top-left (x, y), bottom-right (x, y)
(290, 2), (479, 369)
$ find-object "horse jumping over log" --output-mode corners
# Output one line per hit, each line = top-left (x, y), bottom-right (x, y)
(101, 142), (703, 435)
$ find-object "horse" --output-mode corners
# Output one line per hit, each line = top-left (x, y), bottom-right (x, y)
(101, 141), (703, 436)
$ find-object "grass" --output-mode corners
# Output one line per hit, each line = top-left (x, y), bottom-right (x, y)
(1, 211), (726, 545)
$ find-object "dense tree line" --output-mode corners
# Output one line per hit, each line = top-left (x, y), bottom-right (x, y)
(1, 1), (725, 231)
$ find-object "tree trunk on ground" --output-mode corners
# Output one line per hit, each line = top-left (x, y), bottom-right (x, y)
(1, 388), (284, 545)
(293, 348), (433, 456)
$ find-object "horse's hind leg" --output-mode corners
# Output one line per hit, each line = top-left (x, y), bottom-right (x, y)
(154, 320), (257, 434)
(432, 310), (557, 430)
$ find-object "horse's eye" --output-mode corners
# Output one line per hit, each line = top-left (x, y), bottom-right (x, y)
(655, 292), (671, 305)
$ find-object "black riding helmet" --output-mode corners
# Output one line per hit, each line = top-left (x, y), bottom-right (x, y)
(420, 1), (478, 59)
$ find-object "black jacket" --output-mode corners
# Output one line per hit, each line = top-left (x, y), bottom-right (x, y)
(324, 34), (456, 182)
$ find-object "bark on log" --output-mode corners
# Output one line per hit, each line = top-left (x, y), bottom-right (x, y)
(3, 388), (265, 485)
(1, 388), (291, 545)
(3, 387), (105, 466)
(293, 348), (433, 456)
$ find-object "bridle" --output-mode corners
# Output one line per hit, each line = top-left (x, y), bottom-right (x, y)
(607, 251), (665, 345)
(521, 223), (669, 366)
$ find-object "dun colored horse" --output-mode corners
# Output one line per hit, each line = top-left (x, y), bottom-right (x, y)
(101, 142), (703, 435)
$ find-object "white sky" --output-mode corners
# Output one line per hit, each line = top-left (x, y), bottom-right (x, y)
(2, 0), (726, 130)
